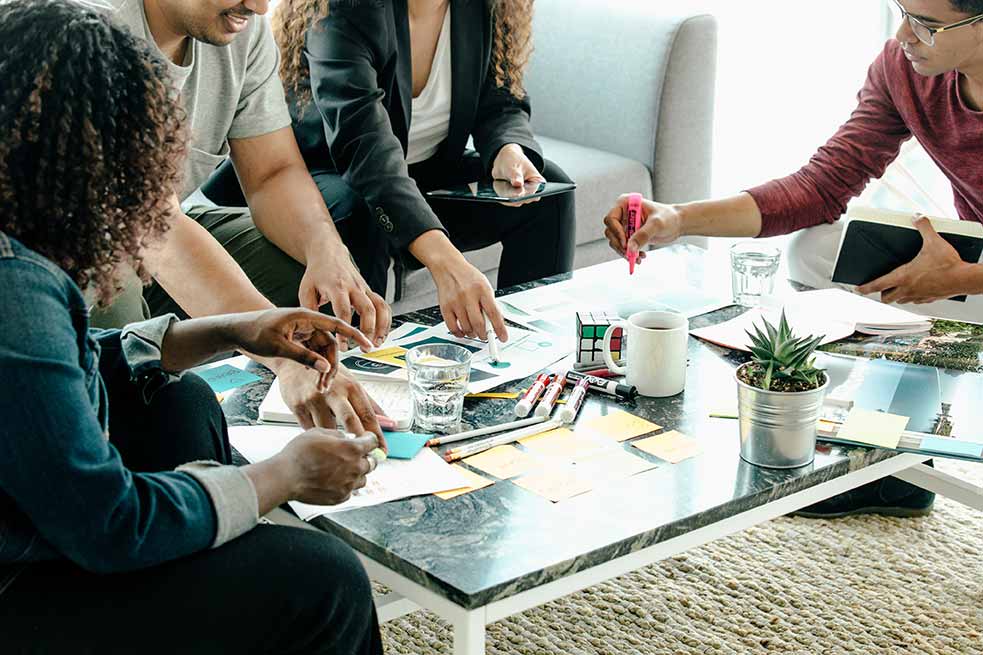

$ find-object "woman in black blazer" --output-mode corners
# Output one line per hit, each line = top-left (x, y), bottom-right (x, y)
(270, 0), (575, 341)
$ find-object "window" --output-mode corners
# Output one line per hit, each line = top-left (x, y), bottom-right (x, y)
(703, 0), (891, 198)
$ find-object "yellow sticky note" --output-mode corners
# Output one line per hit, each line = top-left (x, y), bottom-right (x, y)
(361, 346), (408, 367)
(463, 445), (538, 479)
(519, 428), (606, 459)
(573, 448), (658, 482)
(837, 409), (909, 449)
(513, 469), (593, 503)
(632, 430), (703, 464)
(578, 411), (662, 443)
(435, 465), (495, 500)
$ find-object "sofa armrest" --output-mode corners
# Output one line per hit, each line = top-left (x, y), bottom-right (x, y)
(525, 2), (717, 204)
(652, 14), (717, 204)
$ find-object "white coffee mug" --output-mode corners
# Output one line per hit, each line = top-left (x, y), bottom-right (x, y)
(602, 311), (688, 397)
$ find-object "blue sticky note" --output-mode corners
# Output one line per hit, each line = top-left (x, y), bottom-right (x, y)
(919, 437), (983, 459)
(195, 364), (261, 394)
(383, 432), (433, 460)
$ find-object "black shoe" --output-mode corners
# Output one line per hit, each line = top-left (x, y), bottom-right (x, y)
(793, 465), (935, 519)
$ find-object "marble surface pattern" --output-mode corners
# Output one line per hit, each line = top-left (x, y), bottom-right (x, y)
(222, 246), (897, 610)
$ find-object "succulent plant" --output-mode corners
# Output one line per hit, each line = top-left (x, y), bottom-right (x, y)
(745, 311), (825, 391)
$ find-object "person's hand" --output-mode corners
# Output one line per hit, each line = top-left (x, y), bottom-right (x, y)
(858, 215), (973, 304)
(603, 194), (684, 265)
(491, 143), (546, 207)
(227, 308), (371, 392)
(278, 429), (380, 506)
(275, 361), (387, 449)
(430, 256), (508, 342)
(299, 248), (391, 350)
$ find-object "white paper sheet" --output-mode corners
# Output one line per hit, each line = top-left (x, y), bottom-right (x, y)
(503, 279), (729, 324)
(769, 289), (932, 334)
(258, 377), (413, 428)
(690, 306), (856, 352)
(229, 425), (470, 519)
(340, 323), (570, 394)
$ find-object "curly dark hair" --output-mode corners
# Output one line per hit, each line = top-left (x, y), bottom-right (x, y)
(0, 0), (187, 307)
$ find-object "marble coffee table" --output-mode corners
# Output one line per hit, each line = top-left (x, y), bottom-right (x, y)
(223, 247), (962, 655)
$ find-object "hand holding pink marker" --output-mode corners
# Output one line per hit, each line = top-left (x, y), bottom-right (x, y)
(625, 193), (642, 275)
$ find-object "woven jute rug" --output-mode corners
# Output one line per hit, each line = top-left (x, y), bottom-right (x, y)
(379, 459), (983, 655)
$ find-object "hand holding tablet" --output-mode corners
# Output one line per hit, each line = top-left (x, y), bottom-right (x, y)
(426, 180), (577, 204)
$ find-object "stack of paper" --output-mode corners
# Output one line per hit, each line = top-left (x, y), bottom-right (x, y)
(690, 306), (854, 352)
(788, 289), (931, 335)
(691, 288), (932, 352)
(229, 425), (470, 519)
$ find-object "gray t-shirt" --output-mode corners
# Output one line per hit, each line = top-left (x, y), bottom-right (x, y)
(108, 0), (292, 200)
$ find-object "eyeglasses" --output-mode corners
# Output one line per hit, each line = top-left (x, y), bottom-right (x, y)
(890, 0), (983, 47)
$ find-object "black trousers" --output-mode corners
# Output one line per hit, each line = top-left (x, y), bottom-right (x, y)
(0, 333), (383, 655)
(202, 152), (577, 298)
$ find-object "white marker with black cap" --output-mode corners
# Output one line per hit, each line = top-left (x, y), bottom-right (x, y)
(565, 370), (638, 400)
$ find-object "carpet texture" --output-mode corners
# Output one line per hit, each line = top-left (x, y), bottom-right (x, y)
(379, 459), (983, 654)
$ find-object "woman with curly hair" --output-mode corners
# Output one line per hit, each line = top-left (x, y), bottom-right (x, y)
(0, 2), (384, 652)
(208, 0), (575, 342)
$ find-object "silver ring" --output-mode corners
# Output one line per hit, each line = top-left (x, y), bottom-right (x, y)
(365, 455), (377, 472)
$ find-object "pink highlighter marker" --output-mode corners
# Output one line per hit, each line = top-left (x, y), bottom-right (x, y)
(626, 193), (642, 275)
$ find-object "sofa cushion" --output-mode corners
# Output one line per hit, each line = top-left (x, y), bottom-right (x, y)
(539, 136), (653, 249)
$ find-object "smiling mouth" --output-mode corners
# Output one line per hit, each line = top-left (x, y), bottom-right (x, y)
(222, 12), (250, 32)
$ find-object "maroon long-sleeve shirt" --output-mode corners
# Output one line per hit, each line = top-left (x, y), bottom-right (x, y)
(747, 40), (983, 238)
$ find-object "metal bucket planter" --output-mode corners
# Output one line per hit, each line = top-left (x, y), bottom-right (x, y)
(736, 363), (829, 469)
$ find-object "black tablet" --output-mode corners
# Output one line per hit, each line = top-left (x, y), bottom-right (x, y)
(425, 180), (576, 203)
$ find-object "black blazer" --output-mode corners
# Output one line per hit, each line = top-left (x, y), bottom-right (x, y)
(291, 0), (544, 250)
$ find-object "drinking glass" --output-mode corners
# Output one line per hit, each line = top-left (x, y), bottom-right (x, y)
(730, 242), (781, 307)
(406, 344), (472, 432)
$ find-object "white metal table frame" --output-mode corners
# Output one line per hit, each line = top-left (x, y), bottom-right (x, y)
(361, 455), (982, 655)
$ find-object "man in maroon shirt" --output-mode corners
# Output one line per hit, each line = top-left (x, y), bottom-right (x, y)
(603, 0), (983, 517)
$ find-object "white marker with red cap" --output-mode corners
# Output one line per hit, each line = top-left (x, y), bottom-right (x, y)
(533, 375), (565, 417)
(515, 373), (550, 418)
(558, 377), (590, 424)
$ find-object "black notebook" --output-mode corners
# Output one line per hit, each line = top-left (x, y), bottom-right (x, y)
(831, 207), (983, 303)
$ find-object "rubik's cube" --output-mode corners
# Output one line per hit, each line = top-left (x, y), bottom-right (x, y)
(576, 311), (624, 367)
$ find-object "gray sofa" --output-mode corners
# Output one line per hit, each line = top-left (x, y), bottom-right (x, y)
(390, 2), (718, 313)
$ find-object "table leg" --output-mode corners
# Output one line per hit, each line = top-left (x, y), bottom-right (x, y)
(453, 608), (487, 655)
(893, 463), (983, 511)
(373, 590), (419, 623)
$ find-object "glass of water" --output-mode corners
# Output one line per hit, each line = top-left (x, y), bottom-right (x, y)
(406, 344), (472, 432)
(731, 242), (781, 307)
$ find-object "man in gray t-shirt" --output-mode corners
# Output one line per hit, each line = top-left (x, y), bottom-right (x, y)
(97, 0), (390, 437)
(111, 0), (290, 200)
